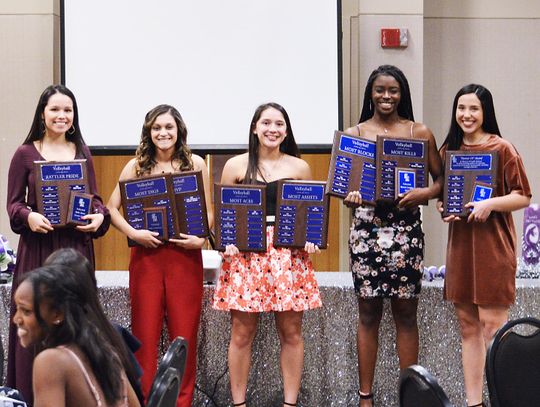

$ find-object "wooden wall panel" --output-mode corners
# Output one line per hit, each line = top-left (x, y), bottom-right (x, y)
(92, 156), (132, 270)
(93, 154), (340, 272)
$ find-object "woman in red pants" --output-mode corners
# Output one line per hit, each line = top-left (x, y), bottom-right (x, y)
(107, 104), (213, 406)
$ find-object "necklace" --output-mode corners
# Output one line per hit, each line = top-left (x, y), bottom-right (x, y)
(259, 153), (283, 179)
(155, 160), (174, 174)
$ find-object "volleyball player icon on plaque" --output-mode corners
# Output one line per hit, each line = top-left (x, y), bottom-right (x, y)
(395, 168), (416, 197)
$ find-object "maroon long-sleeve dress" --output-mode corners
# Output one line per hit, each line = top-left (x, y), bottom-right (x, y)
(6, 143), (110, 405)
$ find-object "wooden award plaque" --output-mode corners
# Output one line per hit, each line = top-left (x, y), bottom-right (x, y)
(34, 159), (90, 228)
(66, 192), (93, 226)
(325, 130), (377, 204)
(376, 136), (429, 204)
(442, 150), (498, 217)
(170, 170), (210, 237)
(214, 183), (266, 252)
(119, 174), (180, 246)
(273, 180), (329, 249)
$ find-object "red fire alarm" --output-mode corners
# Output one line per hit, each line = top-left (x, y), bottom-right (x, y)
(381, 28), (408, 48)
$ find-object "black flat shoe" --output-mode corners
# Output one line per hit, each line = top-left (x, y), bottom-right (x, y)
(233, 402), (246, 407)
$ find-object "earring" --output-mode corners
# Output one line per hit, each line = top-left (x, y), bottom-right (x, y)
(68, 126), (76, 135)
(54, 319), (62, 325)
(41, 119), (46, 134)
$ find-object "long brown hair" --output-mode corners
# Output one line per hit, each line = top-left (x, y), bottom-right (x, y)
(135, 104), (193, 176)
(24, 85), (87, 157)
(243, 102), (299, 184)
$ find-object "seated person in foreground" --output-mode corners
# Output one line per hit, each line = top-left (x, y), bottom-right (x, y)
(13, 263), (141, 407)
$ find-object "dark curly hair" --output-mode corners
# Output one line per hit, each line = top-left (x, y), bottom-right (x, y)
(358, 65), (415, 123)
(135, 104), (193, 176)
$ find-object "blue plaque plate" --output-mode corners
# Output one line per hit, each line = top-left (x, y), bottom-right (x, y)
(173, 174), (198, 194)
(125, 177), (168, 199)
(396, 168), (416, 196)
(40, 163), (83, 182)
(450, 154), (492, 171)
(68, 193), (92, 224)
(222, 188), (262, 205)
(471, 184), (493, 202)
(282, 183), (324, 202)
(382, 140), (425, 158)
(339, 135), (376, 159)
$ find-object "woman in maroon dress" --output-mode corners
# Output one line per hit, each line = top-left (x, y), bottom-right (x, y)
(6, 84), (110, 404)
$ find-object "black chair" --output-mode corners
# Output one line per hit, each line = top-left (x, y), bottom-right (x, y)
(147, 337), (188, 401)
(486, 317), (540, 407)
(145, 367), (181, 407)
(399, 365), (453, 407)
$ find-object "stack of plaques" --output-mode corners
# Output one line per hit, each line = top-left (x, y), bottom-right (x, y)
(119, 170), (209, 246)
(274, 180), (329, 249)
(325, 131), (430, 205)
(442, 150), (498, 217)
(34, 159), (92, 227)
(326, 130), (377, 204)
(214, 184), (266, 251)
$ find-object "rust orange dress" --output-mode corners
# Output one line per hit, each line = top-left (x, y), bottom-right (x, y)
(443, 136), (531, 306)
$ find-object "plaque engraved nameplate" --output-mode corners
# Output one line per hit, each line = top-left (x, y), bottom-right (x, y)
(326, 130), (377, 204)
(143, 206), (168, 240)
(34, 159), (90, 228)
(395, 168), (417, 198)
(376, 136), (429, 203)
(274, 180), (329, 249)
(443, 150), (498, 217)
(214, 184), (266, 252)
(66, 192), (93, 226)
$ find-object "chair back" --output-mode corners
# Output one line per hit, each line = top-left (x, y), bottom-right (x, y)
(145, 367), (181, 407)
(148, 337), (188, 399)
(486, 317), (540, 407)
(399, 365), (453, 407)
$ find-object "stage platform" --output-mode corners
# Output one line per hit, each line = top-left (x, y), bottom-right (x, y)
(2, 272), (539, 406)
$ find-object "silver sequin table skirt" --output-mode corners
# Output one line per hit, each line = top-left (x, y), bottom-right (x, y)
(2, 272), (540, 406)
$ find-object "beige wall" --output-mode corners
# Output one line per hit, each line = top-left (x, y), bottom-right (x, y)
(422, 3), (540, 266)
(0, 0), (60, 248)
(1, 0), (537, 270)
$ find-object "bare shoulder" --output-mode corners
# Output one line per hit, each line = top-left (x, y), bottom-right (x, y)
(118, 158), (138, 181)
(34, 348), (70, 376)
(191, 154), (208, 171)
(284, 155), (311, 179)
(221, 153), (248, 183)
(412, 122), (435, 140)
(223, 153), (248, 172)
(343, 125), (360, 137)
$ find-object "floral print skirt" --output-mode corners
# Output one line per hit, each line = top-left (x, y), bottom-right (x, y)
(213, 226), (322, 312)
(349, 204), (424, 299)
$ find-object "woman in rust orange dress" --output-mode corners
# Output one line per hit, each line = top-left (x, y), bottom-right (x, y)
(439, 84), (531, 407)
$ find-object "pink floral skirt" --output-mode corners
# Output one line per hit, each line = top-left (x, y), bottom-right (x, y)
(213, 226), (322, 312)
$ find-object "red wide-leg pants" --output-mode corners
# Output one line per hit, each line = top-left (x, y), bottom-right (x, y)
(129, 244), (203, 407)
